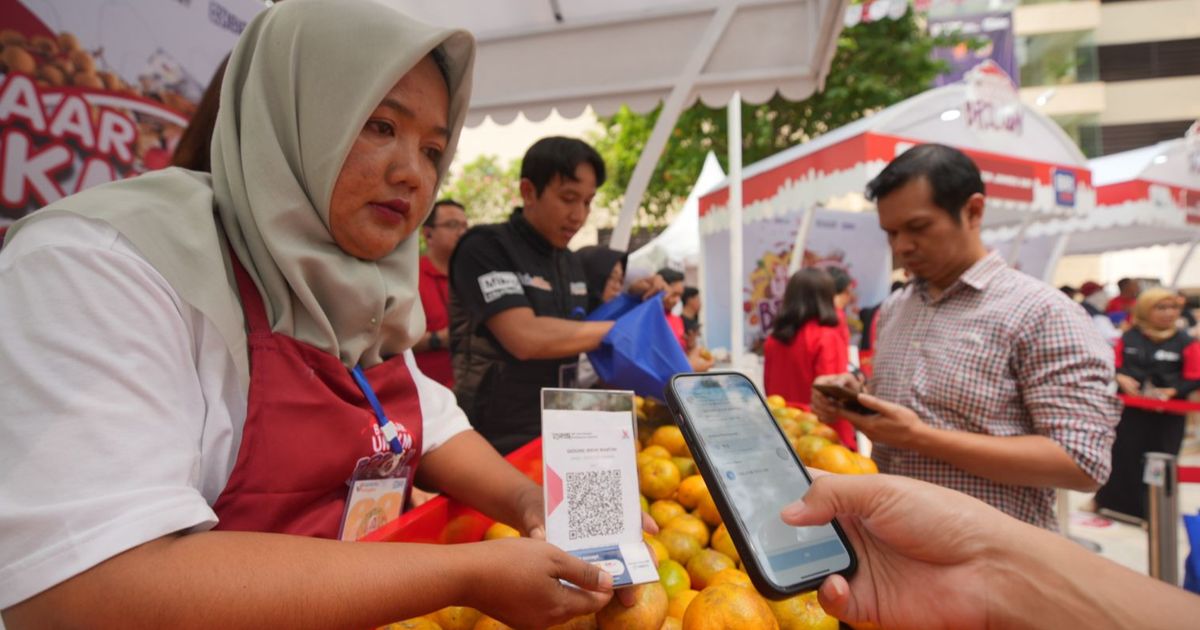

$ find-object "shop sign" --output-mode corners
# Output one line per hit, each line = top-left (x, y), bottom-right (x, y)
(963, 60), (1023, 137)
(1052, 168), (1077, 208)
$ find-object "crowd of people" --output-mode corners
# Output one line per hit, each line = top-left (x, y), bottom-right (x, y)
(2, 1), (1199, 627)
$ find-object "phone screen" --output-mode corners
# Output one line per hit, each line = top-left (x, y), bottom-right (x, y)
(672, 374), (853, 587)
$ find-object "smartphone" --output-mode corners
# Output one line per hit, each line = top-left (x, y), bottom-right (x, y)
(812, 383), (877, 416)
(664, 372), (856, 599)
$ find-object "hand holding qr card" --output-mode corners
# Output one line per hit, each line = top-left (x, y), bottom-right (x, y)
(541, 388), (659, 587)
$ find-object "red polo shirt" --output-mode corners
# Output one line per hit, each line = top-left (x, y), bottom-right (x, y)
(666, 312), (687, 350)
(416, 255), (453, 388)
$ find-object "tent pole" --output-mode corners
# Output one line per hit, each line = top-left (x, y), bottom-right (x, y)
(609, 4), (735, 252)
(728, 91), (744, 369)
(1171, 234), (1200, 289)
(1007, 213), (1035, 266)
(787, 206), (818, 276)
(1043, 232), (1070, 285)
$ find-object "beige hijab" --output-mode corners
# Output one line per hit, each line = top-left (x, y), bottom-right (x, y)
(4, 0), (474, 392)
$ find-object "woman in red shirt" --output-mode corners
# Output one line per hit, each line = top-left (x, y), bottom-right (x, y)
(763, 268), (854, 446)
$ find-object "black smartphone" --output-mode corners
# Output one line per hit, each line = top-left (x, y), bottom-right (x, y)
(812, 383), (877, 416)
(664, 372), (856, 599)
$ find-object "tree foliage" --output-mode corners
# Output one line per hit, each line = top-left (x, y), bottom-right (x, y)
(593, 9), (966, 223)
(440, 154), (522, 224)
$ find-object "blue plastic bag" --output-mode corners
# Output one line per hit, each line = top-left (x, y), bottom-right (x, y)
(586, 294), (691, 399)
(1185, 511), (1200, 594)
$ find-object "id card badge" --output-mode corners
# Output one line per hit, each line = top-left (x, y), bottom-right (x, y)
(339, 451), (413, 541)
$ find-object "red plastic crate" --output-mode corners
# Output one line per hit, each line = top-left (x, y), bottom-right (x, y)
(361, 438), (543, 544)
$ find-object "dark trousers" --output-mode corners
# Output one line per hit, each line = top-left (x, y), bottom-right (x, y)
(1094, 407), (1186, 520)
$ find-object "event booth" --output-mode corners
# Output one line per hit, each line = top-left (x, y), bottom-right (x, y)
(986, 122), (1200, 287)
(696, 61), (1095, 356)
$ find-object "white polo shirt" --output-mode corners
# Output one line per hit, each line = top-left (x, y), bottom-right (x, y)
(0, 215), (471, 609)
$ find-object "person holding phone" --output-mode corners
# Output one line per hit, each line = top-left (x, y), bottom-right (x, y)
(780, 472), (1200, 629)
(812, 144), (1120, 530)
(764, 268), (856, 447)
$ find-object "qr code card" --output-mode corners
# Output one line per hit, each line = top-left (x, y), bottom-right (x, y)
(542, 389), (657, 586)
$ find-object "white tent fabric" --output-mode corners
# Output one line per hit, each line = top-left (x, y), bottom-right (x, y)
(391, 0), (849, 250)
(626, 151), (725, 279)
(983, 123), (1200, 284)
(697, 73), (1095, 234)
(392, 0), (846, 125)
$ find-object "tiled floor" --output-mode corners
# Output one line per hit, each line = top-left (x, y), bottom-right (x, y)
(1064, 448), (1200, 584)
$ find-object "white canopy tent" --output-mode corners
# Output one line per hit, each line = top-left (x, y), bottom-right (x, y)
(625, 151), (725, 281)
(985, 122), (1200, 286)
(391, 0), (848, 250)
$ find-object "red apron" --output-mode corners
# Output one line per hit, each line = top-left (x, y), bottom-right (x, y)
(211, 255), (423, 538)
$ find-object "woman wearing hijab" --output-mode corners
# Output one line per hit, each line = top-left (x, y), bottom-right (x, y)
(0, 2), (616, 627)
(1093, 288), (1200, 520)
(576, 245), (628, 312)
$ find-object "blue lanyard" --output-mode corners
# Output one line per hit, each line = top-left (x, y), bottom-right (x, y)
(350, 365), (411, 456)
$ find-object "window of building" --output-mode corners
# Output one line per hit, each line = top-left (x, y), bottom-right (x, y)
(1017, 30), (1098, 87)
(1098, 38), (1200, 82)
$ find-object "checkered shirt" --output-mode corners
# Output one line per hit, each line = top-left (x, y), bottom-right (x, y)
(871, 251), (1120, 530)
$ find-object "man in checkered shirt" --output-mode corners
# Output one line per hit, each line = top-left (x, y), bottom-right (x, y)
(812, 144), (1120, 530)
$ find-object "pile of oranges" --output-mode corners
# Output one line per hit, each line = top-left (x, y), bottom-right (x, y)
(383, 394), (873, 629)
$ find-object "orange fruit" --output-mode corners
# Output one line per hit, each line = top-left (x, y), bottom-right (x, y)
(695, 492), (722, 527)
(706, 568), (752, 589)
(812, 444), (858, 475)
(657, 559), (692, 599)
(382, 619), (441, 630)
(676, 475), (709, 510)
(775, 416), (801, 438)
(596, 582), (668, 630)
(483, 522), (520, 540)
(657, 528), (703, 565)
(791, 436), (832, 466)
(710, 524), (739, 563)
(685, 549), (736, 590)
(766, 395), (787, 409)
(549, 614), (598, 630)
(667, 589), (699, 620)
(681, 584), (779, 630)
(639, 458), (682, 501)
(671, 457), (697, 478)
(854, 453), (878, 474)
(665, 514), (710, 548)
(642, 445), (673, 460)
(641, 494), (650, 514)
(650, 500), (687, 529)
(439, 514), (483, 544)
(660, 617), (682, 630)
(794, 419), (818, 436)
(646, 537), (669, 567)
(432, 606), (481, 630)
(767, 591), (838, 630)
(651, 425), (690, 457)
(808, 423), (841, 443)
(473, 617), (512, 630)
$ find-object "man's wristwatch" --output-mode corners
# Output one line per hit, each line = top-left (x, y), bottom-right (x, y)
(428, 330), (443, 350)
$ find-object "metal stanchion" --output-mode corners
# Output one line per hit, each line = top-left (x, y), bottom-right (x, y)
(1145, 452), (1179, 584)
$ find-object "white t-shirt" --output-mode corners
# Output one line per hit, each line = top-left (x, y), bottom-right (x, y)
(0, 215), (471, 609)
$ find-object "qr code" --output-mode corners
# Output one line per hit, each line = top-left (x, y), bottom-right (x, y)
(566, 470), (624, 540)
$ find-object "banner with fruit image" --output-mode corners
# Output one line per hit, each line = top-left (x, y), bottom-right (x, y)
(0, 0), (263, 223)
(740, 208), (891, 352)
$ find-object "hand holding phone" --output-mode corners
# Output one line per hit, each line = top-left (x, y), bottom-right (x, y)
(812, 383), (877, 416)
(664, 372), (856, 599)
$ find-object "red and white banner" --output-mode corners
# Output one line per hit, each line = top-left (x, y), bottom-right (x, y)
(0, 0), (262, 222)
